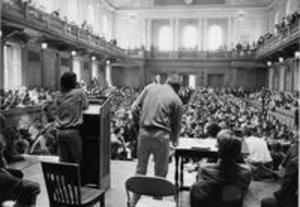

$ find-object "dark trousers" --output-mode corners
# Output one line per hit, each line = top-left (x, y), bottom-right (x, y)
(132, 128), (170, 206)
(58, 129), (82, 163)
(0, 168), (40, 206)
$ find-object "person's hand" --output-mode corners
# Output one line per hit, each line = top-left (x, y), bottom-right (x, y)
(171, 140), (179, 148)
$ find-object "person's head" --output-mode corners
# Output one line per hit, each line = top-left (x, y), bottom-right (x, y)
(60, 72), (77, 92)
(205, 123), (221, 138)
(113, 127), (121, 135)
(166, 74), (181, 94)
(218, 135), (242, 162)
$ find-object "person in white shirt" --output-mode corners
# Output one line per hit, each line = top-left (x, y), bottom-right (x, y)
(242, 126), (278, 180)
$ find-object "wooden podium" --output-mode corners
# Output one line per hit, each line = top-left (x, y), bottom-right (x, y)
(80, 97), (111, 190)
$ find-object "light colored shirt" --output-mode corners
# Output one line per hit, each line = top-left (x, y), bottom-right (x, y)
(245, 136), (272, 163)
(131, 84), (183, 143)
(55, 88), (88, 129)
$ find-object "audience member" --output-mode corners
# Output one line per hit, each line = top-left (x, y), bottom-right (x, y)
(0, 133), (40, 207)
(190, 134), (251, 207)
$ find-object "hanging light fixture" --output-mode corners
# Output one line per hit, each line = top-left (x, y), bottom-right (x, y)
(41, 42), (48, 49)
(278, 57), (284, 63)
(267, 61), (272, 66)
(91, 56), (96, 61)
(71, 50), (77, 56)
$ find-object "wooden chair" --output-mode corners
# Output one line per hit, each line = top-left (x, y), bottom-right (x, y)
(41, 161), (105, 207)
(221, 185), (244, 207)
(125, 175), (178, 207)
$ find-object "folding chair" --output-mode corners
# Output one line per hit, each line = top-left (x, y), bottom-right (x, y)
(125, 175), (178, 207)
(41, 161), (105, 207)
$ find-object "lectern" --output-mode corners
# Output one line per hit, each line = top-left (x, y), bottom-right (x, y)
(80, 97), (111, 190)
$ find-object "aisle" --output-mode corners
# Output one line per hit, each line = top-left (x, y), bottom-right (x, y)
(11, 156), (280, 207)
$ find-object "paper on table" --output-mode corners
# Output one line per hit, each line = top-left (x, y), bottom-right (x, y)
(84, 104), (101, 115)
(177, 137), (218, 151)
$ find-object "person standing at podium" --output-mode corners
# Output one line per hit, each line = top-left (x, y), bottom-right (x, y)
(55, 72), (89, 163)
(130, 74), (183, 205)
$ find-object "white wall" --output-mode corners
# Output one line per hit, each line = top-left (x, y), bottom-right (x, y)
(115, 7), (268, 50)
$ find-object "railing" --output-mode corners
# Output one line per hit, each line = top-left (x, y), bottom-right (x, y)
(2, 0), (126, 57)
(126, 48), (257, 60)
(256, 18), (300, 57)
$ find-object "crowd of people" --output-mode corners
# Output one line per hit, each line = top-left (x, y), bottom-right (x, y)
(0, 87), (55, 110)
(0, 79), (298, 207)
(249, 89), (299, 111)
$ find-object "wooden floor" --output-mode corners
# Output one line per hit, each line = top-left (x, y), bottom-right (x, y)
(9, 155), (280, 207)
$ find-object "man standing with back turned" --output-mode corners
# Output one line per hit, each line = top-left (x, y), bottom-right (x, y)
(130, 74), (183, 206)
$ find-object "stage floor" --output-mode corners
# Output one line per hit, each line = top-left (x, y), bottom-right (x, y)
(9, 155), (280, 207)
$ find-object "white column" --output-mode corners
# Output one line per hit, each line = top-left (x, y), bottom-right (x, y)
(227, 16), (232, 50)
(232, 17), (238, 48)
(170, 19), (175, 51)
(146, 19), (152, 50)
(198, 17), (203, 51)
(279, 64), (285, 91)
(203, 18), (207, 50)
(268, 67), (274, 89)
(173, 18), (179, 51)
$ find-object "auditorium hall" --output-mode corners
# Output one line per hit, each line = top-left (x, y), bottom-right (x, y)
(0, 0), (299, 207)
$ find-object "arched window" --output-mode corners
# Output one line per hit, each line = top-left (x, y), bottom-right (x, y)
(208, 25), (223, 51)
(182, 25), (198, 49)
(158, 26), (172, 51)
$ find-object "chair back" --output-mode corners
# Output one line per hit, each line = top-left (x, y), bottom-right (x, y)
(221, 185), (243, 207)
(125, 175), (177, 198)
(41, 161), (82, 206)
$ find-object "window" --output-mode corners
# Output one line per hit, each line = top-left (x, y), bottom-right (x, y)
(189, 75), (196, 89)
(182, 25), (197, 49)
(158, 26), (172, 51)
(208, 25), (223, 51)
(4, 44), (22, 90)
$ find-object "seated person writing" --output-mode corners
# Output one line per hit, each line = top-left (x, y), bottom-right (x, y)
(190, 134), (251, 207)
(0, 133), (40, 207)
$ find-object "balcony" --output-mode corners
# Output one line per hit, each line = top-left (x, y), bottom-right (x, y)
(2, 0), (126, 58)
(256, 17), (300, 58)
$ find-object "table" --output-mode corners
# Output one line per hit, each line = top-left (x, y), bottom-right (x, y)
(174, 138), (218, 191)
(174, 138), (249, 192)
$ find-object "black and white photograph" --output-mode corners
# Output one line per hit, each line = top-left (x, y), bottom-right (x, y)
(0, 0), (299, 206)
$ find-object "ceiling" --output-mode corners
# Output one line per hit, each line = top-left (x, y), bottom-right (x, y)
(107, 0), (275, 9)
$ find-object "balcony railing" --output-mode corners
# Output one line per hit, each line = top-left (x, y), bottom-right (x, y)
(256, 18), (300, 57)
(2, 0), (126, 57)
(126, 48), (257, 61)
